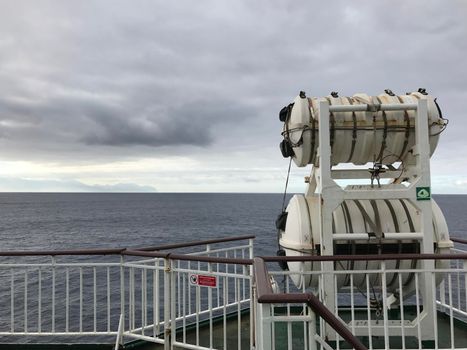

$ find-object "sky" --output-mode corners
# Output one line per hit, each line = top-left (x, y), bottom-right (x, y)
(0, 0), (466, 193)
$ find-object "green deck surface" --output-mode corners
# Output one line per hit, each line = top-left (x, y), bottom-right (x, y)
(3, 308), (467, 349)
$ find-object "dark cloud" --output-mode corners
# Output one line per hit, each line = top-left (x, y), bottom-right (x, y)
(82, 99), (254, 147)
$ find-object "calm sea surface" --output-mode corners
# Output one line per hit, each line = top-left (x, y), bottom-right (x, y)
(0, 193), (466, 254)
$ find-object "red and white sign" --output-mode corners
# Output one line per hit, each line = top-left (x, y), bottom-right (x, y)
(189, 274), (217, 288)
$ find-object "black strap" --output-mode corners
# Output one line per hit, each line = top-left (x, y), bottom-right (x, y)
(324, 97), (336, 152)
(375, 96), (387, 162)
(345, 97), (358, 163)
(309, 99), (317, 163)
(396, 95), (411, 160)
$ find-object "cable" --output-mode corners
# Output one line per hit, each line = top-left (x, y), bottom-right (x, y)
(380, 152), (406, 182)
(430, 119), (449, 136)
(277, 157), (293, 248)
(281, 157), (293, 213)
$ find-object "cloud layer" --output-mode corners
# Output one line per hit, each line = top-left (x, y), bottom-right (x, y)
(0, 1), (466, 192)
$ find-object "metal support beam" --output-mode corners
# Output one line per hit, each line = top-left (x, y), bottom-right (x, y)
(309, 97), (437, 343)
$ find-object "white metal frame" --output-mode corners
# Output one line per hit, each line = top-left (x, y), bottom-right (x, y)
(0, 238), (254, 350)
(262, 256), (467, 350)
(304, 99), (437, 341)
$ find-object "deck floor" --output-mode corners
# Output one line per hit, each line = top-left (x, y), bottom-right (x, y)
(3, 308), (466, 349)
(159, 307), (467, 350)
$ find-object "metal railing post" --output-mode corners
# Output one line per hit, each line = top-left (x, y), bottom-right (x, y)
(164, 257), (172, 350)
(114, 314), (124, 350)
(308, 307), (317, 350)
(120, 255), (125, 332)
(256, 301), (272, 350)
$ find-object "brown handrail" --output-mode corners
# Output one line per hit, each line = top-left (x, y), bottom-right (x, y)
(0, 235), (255, 257)
(451, 237), (467, 245)
(253, 258), (367, 350)
(0, 248), (125, 257)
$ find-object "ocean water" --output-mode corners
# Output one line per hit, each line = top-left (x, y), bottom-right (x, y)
(0, 193), (287, 256)
(0, 193), (466, 254)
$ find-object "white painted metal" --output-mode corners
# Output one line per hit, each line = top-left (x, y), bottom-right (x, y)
(114, 314), (124, 350)
(280, 194), (451, 293)
(0, 238), (253, 350)
(262, 257), (467, 350)
(278, 94), (453, 344)
(283, 92), (446, 166)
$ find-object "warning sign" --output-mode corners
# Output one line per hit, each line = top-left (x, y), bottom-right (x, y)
(416, 187), (431, 201)
(189, 274), (217, 288)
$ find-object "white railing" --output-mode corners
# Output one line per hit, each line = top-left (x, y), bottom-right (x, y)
(121, 240), (254, 349)
(0, 236), (254, 349)
(255, 251), (467, 350)
(2, 238), (467, 350)
(0, 255), (123, 338)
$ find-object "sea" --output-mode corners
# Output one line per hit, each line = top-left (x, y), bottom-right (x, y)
(1, 193), (466, 254)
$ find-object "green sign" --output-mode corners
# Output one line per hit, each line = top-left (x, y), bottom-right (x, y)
(416, 187), (431, 200)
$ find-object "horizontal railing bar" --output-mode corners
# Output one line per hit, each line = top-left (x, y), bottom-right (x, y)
(123, 249), (253, 265)
(451, 248), (467, 254)
(123, 332), (165, 344)
(173, 267), (251, 279)
(328, 103), (417, 113)
(0, 331), (117, 336)
(187, 244), (251, 256)
(0, 248), (125, 257)
(0, 235), (255, 257)
(262, 252), (467, 262)
(451, 237), (467, 245)
(170, 252), (252, 265)
(121, 262), (165, 270)
(268, 315), (314, 322)
(0, 262), (121, 268)
(136, 235), (255, 251)
(332, 232), (424, 240)
(174, 300), (251, 322)
(172, 341), (213, 350)
(331, 169), (402, 179)
(436, 301), (467, 318)
(268, 267), (467, 275)
(118, 257), (162, 265)
(121, 261), (254, 279)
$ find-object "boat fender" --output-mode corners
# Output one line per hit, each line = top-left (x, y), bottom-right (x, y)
(275, 211), (288, 231)
(276, 249), (289, 271)
(279, 106), (289, 122)
(280, 139), (294, 158)
(279, 102), (294, 122)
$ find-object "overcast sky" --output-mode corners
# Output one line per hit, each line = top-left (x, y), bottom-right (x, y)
(0, 0), (466, 193)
